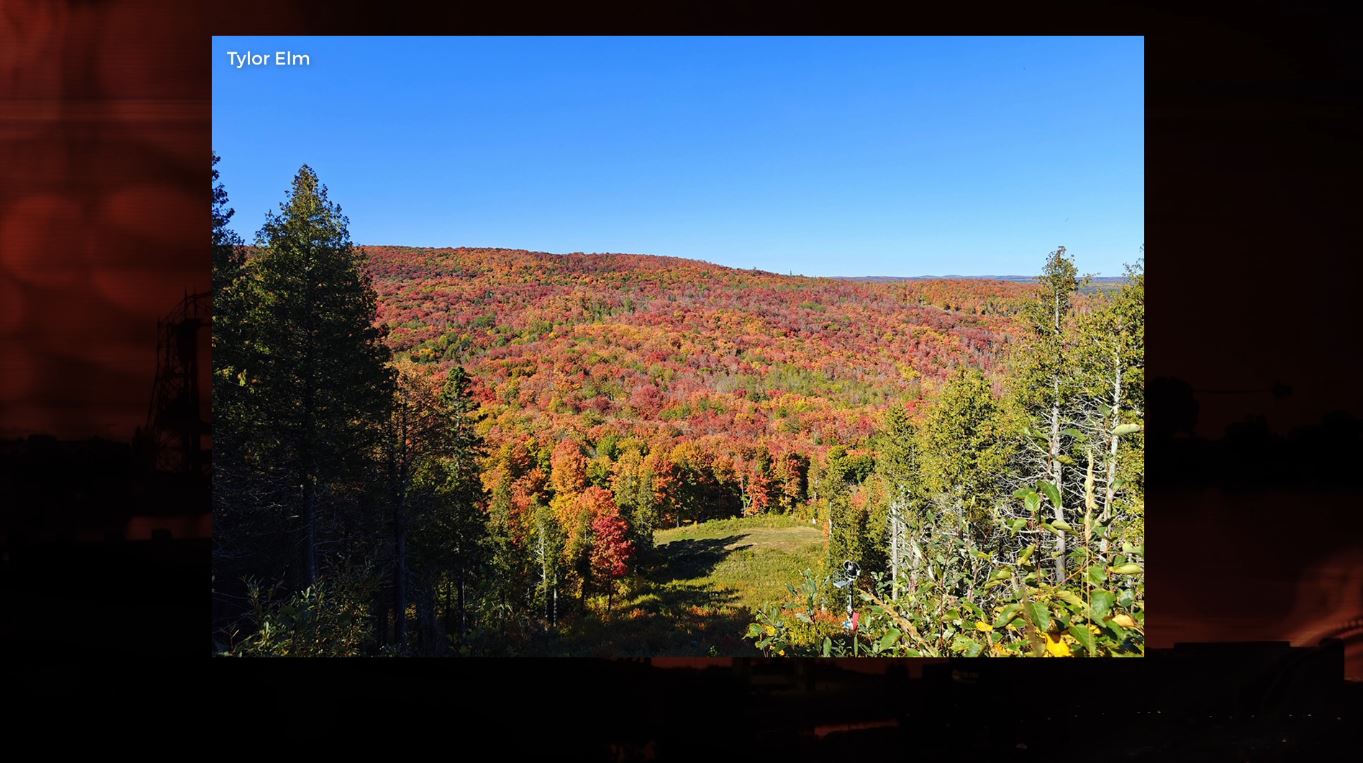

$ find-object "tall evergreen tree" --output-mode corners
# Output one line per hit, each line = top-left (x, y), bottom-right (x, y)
(430, 365), (491, 644)
(1006, 246), (1081, 583)
(1072, 258), (1144, 552)
(211, 151), (250, 635)
(219, 164), (393, 588)
(212, 152), (245, 294)
(874, 404), (922, 597)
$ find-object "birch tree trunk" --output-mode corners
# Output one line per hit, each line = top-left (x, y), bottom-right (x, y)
(890, 500), (900, 599)
(1099, 349), (1123, 554)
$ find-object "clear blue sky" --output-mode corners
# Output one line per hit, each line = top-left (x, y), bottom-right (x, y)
(212, 37), (1143, 277)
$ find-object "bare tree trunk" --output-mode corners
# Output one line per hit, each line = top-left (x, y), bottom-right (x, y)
(457, 569), (467, 642)
(539, 531), (549, 627)
(890, 502), (900, 600)
(909, 535), (922, 592)
(444, 577), (454, 640)
(1050, 386), (1065, 584)
(1099, 352), (1123, 554)
(303, 475), (317, 587)
(1050, 281), (1066, 585)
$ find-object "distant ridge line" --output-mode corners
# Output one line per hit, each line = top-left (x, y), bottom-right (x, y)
(837, 275), (1130, 283)
(356, 246), (1129, 282)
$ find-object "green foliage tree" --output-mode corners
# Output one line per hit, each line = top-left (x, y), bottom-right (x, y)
(211, 152), (270, 610)
(917, 368), (1008, 511)
(216, 164), (394, 589)
(1071, 258), (1145, 553)
(211, 151), (244, 294)
(531, 503), (566, 630)
(391, 364), (492, 651)
(873, 404), (923, 597)
(1005, 245), (1081, 582)
(819, 447), (878, 588)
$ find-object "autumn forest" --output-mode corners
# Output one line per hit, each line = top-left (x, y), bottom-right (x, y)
(211, 158), (1144, 658)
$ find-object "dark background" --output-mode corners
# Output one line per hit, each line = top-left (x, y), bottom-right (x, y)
(2, 0), (1361, 725)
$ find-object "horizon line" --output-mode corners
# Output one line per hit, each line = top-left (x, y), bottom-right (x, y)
(349, 242), (1132, 280)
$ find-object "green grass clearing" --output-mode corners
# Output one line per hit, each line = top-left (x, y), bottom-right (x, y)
(539, 514), (825, 656)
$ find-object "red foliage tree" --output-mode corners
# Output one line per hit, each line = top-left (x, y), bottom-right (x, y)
(587, 495), (634, 612)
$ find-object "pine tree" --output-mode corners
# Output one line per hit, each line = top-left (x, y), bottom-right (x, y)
(386, 362), (489, 652)
(874, 404), (921, 597)
(821, 447), (875, 585)
(211, 151), (252, 635)
(917, 368), (1008, 514)
(219, 164), (393, 588)
(1005, 246), (1081, 583)
(431, 365), (491, 644)
(211, 152), (244, 295)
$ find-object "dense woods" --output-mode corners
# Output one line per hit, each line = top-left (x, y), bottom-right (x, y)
(211, 158), (1142, 657)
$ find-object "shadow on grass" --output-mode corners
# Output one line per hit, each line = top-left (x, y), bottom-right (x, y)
(530, 534), (762, 657)
(650, 535), (751, 582)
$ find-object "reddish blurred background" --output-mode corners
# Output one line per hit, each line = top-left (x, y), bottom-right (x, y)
(0, 0), (208, 440)
(1, 2), (1360, 677)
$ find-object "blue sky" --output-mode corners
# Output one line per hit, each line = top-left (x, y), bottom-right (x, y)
(212, 37), (1142, 277)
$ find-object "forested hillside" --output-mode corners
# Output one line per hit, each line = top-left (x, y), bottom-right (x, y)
(366, 245), (1037, 512)
(212, 161), (1143, 658)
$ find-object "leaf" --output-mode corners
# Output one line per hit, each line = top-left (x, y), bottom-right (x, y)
(795, 612), (813, 624)
(1017, 544), (1036, 565)
(822, 637), (831, 657)
(951, 634), (983, 657)
(1044, 632), (1071, 657)
(1086, 564), (1107, 586)
(1111, 613), (1137, 629)
(1038, 481), (1062, 509)
(992, 605), (1021, 630)
(877, 631), (901, 652)
(1102, 619), (1129, 641)
(1090, 590), (1115, 621)
(1061, 427), (1083, 439)
(975, 621), (993, 633)
(1056, 454), (1076, 466)
(1051, 519), (1075, 534)
(1109, 564), (1143, 575)
(1024, 601), (1051, 633)
(1067, 624), (1096, 655)
(1009, 518), (1027, 534)
(1112, 423), (1142, 436)
(1054, 590), (1085, 610)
